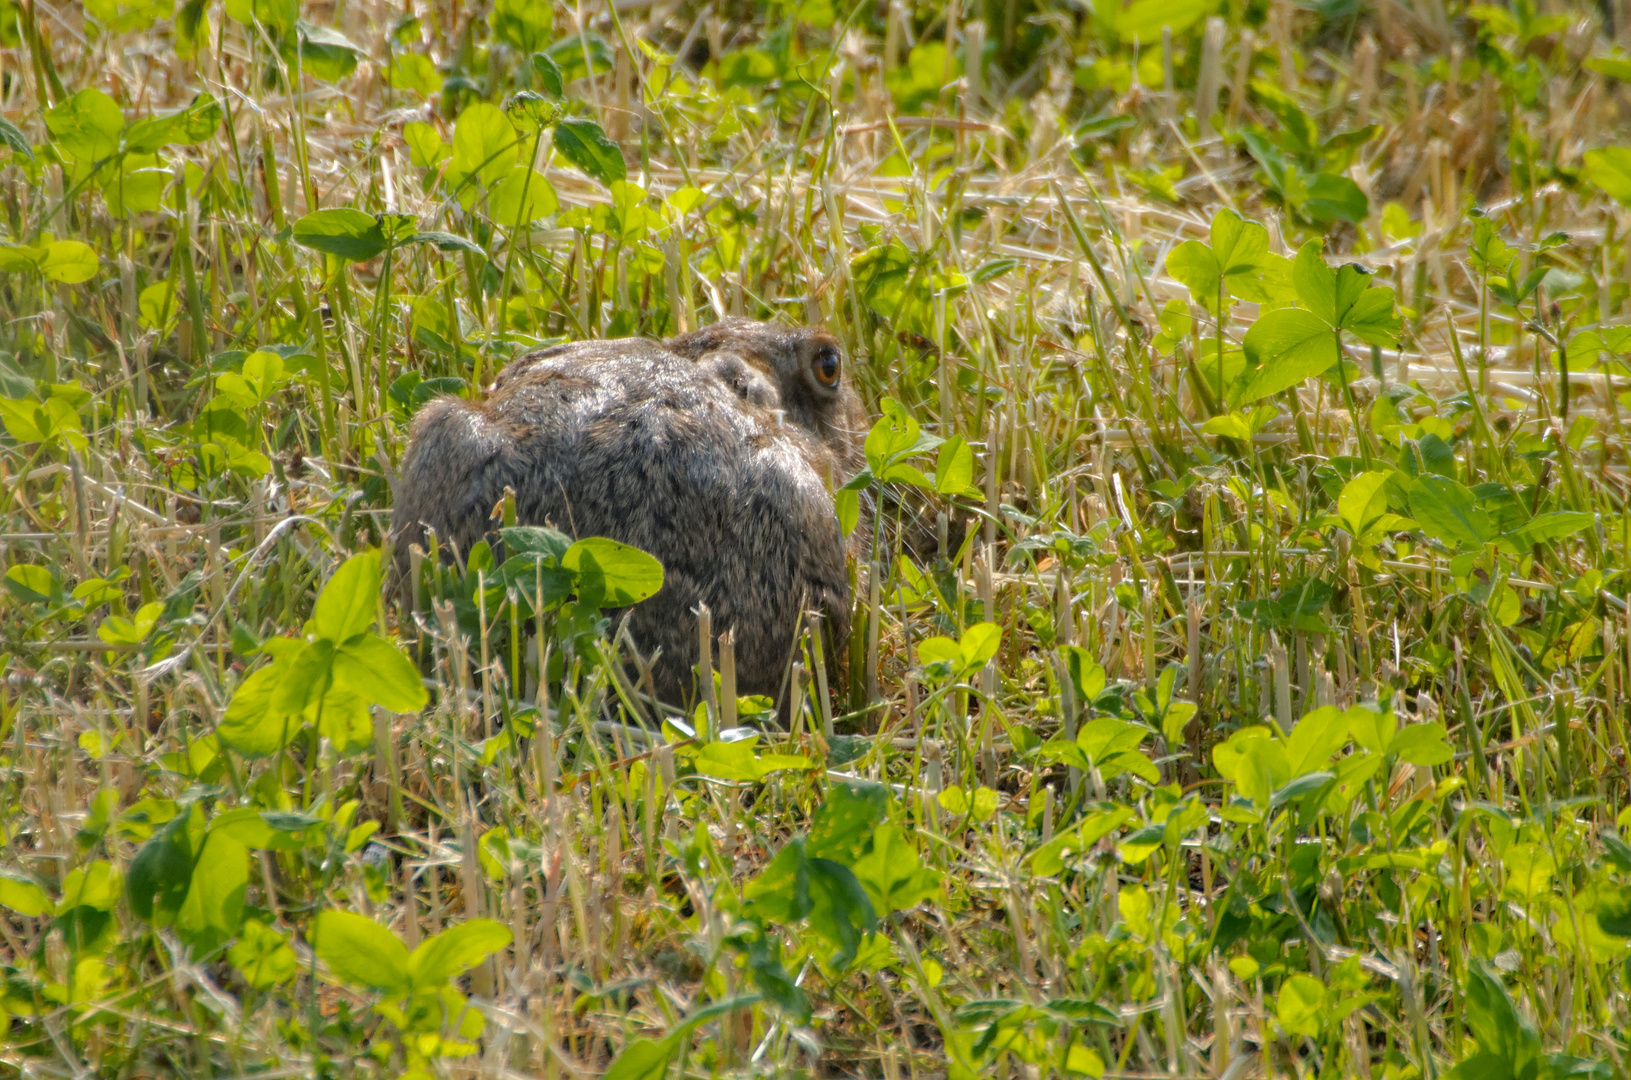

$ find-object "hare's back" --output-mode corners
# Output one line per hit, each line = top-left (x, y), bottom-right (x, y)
(492, 351), (847, 696)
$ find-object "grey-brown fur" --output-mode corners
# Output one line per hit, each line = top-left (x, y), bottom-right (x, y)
(391, 320), (866, 704)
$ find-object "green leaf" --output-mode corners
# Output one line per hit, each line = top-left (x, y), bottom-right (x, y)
(0, 116), (34, 161)
(1276, 974), (1326, 1038)
(806, 780), (888, 865)
(127, 810), (203, 924)
(836, 487), (862, 537)
(1387, 722), (1452, 766)
(488, 167), (560, 224)
(40, 241), (99, 284)
(553, 117), (626, 185)
(45, 88), (124, 162)
(0, 869), (52, 916)
(1409, 475), (1494, 549)
(850, 824), (941, 915)
(1337, 470), (1393, 537)
(1290, 240), (1337, 320)
(331, 634), (429, 713)
(934, 435), (975, 495)
(1585, 147), (1631, 208)
(409, 230), (484, 256)
(386, 53), (443, 97)
(604, 1038), (672, 1080)
(292, 208), (389, 262)
(1503, 511), (1594, 548)
(217, 663), (302, 757)
(230, 920), (299, 989)
(805, 857), (878, 968)
(563, 537), (664, 607)
(293, 22), (361, 82)
(958, 622), (1002, 674)
(1463, 961), (1542, 1069)
(403, 121), (449, 170)
(490, 0), (553, 51)
(1239, 308), (1338, 401)
(5, 563), (61, 604)
(124, 92), (223, 152)
(450, 102), (518, 191)
(1340, 284), (1401, 346)
(313, 910), (411, 995)
(407, 918), (513, 988)
(1596, 886), (1631, 936)
(176, 830), (247, 946)
(311, 549), (382, 643)
(531, 53), (565, 97)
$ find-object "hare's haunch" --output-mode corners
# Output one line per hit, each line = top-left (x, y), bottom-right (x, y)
(391, 320), (865, 703)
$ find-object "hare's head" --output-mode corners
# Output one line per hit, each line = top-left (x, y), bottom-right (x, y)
(668, 318), (866, 470)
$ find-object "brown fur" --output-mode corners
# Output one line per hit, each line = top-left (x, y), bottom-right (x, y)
(391, 320), (868, 704)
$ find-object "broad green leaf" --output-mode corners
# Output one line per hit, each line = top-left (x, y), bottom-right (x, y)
(407, 918), (513, 988)
(604, 1038), (672, 1080)
(1585, 147), (1631, 208)
(403, 121), (449, 169)
(124, 92), (223, 152)
(1290, 240), (1337, 321)
(313, 910), (411, 995)
(934, 435), (974, 494)
(292, 208), (388, 262)
(40, 241), (99, 284)
(1387, 722), (1452, 766)
(0, 869), (52, 916)
(553, 117), (626, 184)
(563, 537), (663, 607)
(1340, 284), (1401, 346)
(386, 53), (442, 96)
(176, 830), (247, 945)
(1277, 974), (1326, 1038)
(45, 88), (123, 162)
(806, 780), (888, 865)
(851, 824), (941, 915)
(745, 838), (811, 923)
(311, 549), (382, 643)
(451, 103), (519, 190)
(490, 0), (552, 50)
(127, 811), (203, 924)
(230, 920), (299, 989)
(293, 22), (361, 82)
(331, 634), (429, 713)
(5, 563), (60, 604)
(804, 857), (877, 969)
(959, 622), (1002, 674)
(1284, 706), (1355, 776)
(218, 663), (301, 757)
(1409, 475), (1494, 549)
(1504, 511), (1594, 548)
(1337, 470), (1393, 537)
(531, 53), (565, 97)
(489, 167), (560, 224)
(1239, 308), (1338, 401)
(59, 862), (121, 914)
(269, 639), (335, 717)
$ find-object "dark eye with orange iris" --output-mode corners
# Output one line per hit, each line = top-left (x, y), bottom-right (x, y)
(815, 348), (840, 385)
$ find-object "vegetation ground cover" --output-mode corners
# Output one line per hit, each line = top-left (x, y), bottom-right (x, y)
(3, 0), (1631, 1076)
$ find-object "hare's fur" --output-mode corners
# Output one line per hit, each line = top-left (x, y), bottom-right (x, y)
(391, 320), (866, 702)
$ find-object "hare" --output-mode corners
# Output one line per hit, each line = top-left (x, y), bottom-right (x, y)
(391, 319), (867, 704)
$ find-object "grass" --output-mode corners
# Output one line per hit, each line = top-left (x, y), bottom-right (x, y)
(4, 0), (1631, 1077)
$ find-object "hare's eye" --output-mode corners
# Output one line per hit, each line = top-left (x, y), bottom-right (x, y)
(813, 346), (841, 386)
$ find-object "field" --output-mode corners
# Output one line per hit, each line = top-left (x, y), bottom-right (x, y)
(4, 0), (1631, 1076)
